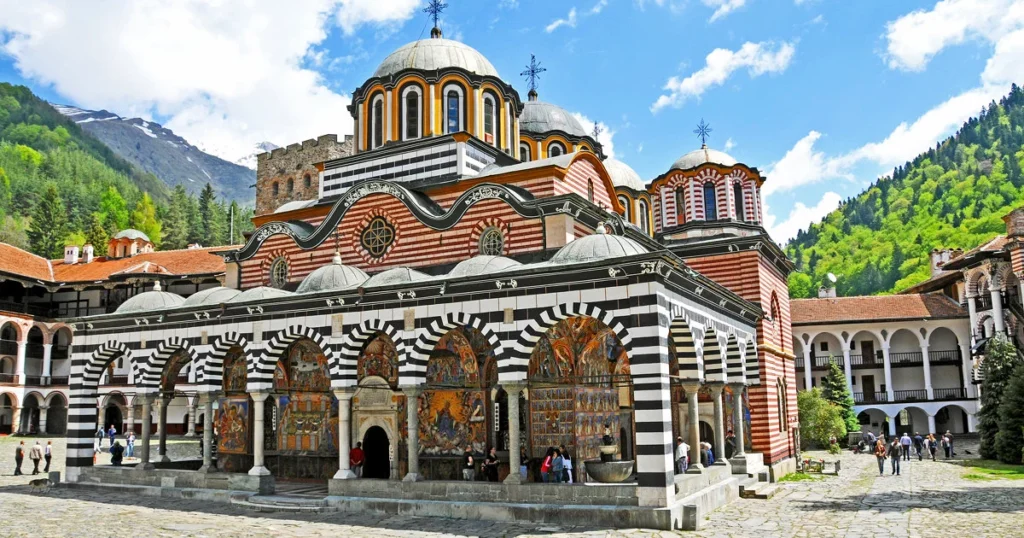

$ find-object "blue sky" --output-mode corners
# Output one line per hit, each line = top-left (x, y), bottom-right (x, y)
(1, 0), (1022, 242)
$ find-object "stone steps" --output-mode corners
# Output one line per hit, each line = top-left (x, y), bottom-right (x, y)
(232, 495), (333, 513)
(739, 481), (779, 500)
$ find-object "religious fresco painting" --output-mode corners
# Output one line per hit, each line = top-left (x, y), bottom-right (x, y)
(276, 393), (339, 453)
(724, 385), (753, 451)
(358, 334), (399, 387)
(216, 397), (249, 455)
(418, 389), (487, 455)
(161, 350), (191, 391)
(275, 339), (331, 392)
(222, 347), (247, 393)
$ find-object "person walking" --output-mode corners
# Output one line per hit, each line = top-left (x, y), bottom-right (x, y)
(14, 440), (25, 475)
(126, 431), (136, 458)
(674, 436), (689, 474)
(913, 432), (924, 461)
(559, 444), (573, 483)
(349, 442), (364, 478)
(540, 447), (554, 483)
(108, 424), (117, 449)
(927, 434), (938, 461)
(29, 441), (43, 475)
(43, 441), (52, 472)
(945, 430), (955, 458)
(900, 433), (912, 462)
(519, 446), (528, 481)
(110, 440), (124, 466)
(873, 439), (887, 475)
(483, 447), (499, 482)
(461, 445), (476, 481)
(550, 448), (565, 484)
(887, 438), (902, 475)
(940, 434), (950, 459)
(95, 426), (104, 452)
(725, 429), (736, 459)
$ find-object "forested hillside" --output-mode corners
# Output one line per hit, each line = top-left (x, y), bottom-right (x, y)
(0, 83), (253, 258)
(786, 84), (1024, 298)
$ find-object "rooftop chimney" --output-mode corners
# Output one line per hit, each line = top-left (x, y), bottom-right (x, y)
(929, 248), (957, 277)
(818, 285), (836, 299)
(82, 244), (94, 263)
(64, 245), (79, 265)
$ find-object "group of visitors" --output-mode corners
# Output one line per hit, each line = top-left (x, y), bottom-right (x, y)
(674, 430), (734, 473)
(94, 425), (137, 465)
(538, 445), (574, 483)
(13, 440), (52, 475)
(869, 429), (957, 476)
(461, 445), (502, 482)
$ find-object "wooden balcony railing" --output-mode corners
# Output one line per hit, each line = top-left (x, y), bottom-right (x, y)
(933, 387), (968, 400)
(812, 356), (844, 370)
(929, 349), (961, 364)
(889, 352), (923, 366)
(893, 389), (928, 402)
(853, 391), (890, 404)
(0, 339), (17, 356)
(0, 373), (15, 384)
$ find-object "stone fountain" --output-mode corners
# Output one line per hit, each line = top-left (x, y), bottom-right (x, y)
(583, 424), (635, 483)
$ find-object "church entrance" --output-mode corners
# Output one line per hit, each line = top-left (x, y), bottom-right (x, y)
(363, 426), (390, 479)
(103, 405), (122, 433)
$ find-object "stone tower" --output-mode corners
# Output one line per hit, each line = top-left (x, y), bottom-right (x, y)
(255, 134), (354, 216)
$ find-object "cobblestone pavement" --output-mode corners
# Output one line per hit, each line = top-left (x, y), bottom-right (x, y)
(0, 436), (1021, 537)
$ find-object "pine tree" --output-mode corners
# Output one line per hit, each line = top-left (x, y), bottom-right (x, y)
(84, 213), (108, 250)
(27, 183), (68, 258)
(978, 335), (1022, 459)
(162, 185), (190, 250)
(995, 363), (1024, 464)
(130, 192), (162, 248)
(198, 183), (224, 246)
(821, 360), (858, 435)
(98, 186), (130, 236)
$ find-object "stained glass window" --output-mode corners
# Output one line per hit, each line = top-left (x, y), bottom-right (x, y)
(479, 227), (504, 256)
(270, 257), (288, 288)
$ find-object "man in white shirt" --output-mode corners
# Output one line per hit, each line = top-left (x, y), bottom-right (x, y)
(674, 437), (689, 473)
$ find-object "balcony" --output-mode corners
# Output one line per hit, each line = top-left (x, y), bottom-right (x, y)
(0, 373), (15, 384)
(25, 343), (45, 359)
(49, 376), (69, 386)
(104, 375), (130, 386)
(811, 356), (844, 371)
(853, 391), (890, 404)
(52, 344), (70, 360)
(0, 300), (54, 318)
(889, 352), (923, 366)
(0, 339), (16, 356)
(23, 375), (42, 386)
(795, 358), (804, 369)
(933, 387), (968, 400)
(849, 354), (882, 369)
(929, 349), (961, 365)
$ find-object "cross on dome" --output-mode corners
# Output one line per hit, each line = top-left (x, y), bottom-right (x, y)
(694, 118), (712, 147)
(520, 54), (547, 100)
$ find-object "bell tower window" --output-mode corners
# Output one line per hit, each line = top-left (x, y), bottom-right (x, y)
(638, 199), (650, 234)
(483, 94), (497, 145)
(402, 85), (422, 141)
(733, 182), (745, 222)
(444, 84), (464, 134)
(618, 195), (631, 222)
(519, 142), (531, 162)
(676, 188), (686, 224)
(548, 141), (566, 158)
(703, 181), (718, 221)
(371, 94), (384, 149)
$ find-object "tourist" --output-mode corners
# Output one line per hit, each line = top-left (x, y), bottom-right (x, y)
(29, 441), (43, 475)
(674, 437), (688, 473)
(913, 432), (924, 461)
(725, 430), (736, 459)
(540, 447), (554, 483)
(462, 445), (475, 481)
(110, 440), (124, 466)
(108, 424), (117, 448)
(887, 438), (902, 475)
(519, 446), (528, 481)
(945, 430), (955, 458)
(559, 444), (573, 483)
(940, 434), (950, 459)
(126, 431), (136, 458)
(350, 442), (364, 478)
(873, 439), (886, 475)
(95, 426), (104, 452)
(900, 433), (912, 461)
(484, 447), (499, 482)
(927, 434), (938, 461)
(550, 448), (564, 484)
(44, 440), (52, 472)
(14, 440), (24, 475)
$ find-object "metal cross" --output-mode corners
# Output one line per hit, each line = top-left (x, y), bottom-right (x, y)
(694, 119), (712, 146)
(423, 0), (448, 28)
(592, 122), (603, 139)
(520, 54), (547, 93)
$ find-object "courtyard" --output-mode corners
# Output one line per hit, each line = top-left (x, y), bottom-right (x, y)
(0, 436), (1021, 537)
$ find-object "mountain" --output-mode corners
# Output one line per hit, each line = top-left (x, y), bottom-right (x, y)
(786, 84), (1024, 298)
(52, 103), (256, 202)
(234, 141), (280, 170)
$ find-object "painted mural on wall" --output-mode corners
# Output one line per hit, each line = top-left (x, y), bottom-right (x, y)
(358, 334), (399, 387)
(426, 328), (481, 387)
(217, 397), (249, 455)
(528, 387), (620, 461)
(418, 390), (487, 455)
(276, 393), (339, 454)
(161, 350), (190, 391)
(724, 385), (753, 450)
(528, 317), (628, 383)
(222, 347), (247, 393)
(274, 339), (331, 392)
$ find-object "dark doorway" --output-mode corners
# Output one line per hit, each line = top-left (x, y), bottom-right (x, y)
(104, 406), (122, 433)
(362, 426), (390, 479)
(699, 421), (714, 444)
(861, 341), (876, 365)
(862, 375), (876, 402)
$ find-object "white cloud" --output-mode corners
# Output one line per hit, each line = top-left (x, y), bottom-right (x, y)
(883, 0), (1024, 71)
(724, 137), (735, 151)
(546, 7), (579, 33)
(651, 41), (795, 112)
(335, 0), (421, 35)
(591, 0), (609, 14)
(764, 191), (842, 243)
(571, 112), (616, 159)
(763, 131), (851, 196)
(499, 0), (520, 8)
(702, 0), (746, 23)
(0, 0), (423, 164)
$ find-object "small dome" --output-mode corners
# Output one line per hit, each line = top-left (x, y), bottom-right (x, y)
(227, 286), (294, 303)
(112, 229), (151, 242)
(550, 224), (648, 265)
(274, 199), (316, 214)
(296, 253), (369, 293)
(373, 38), (499, 79)
(448, 255), (522, 278)
(182, 286), (241, 307)
(520, 101), (588, 137)
(671, 145), (737, 171)
(603, 158), (646, 191)
(363, 267), (430, 287)
(116, 289), (185, 314)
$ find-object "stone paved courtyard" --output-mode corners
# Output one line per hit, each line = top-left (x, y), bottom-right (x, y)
(0, 435), (1022, 537)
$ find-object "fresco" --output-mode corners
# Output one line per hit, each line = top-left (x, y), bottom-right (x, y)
(276, 393), (338, 454)
(217, 397), (249, 454)
(724, 385), (753, 450)
(275, 339), (330, 392)
(222, 348), (247, 393)
(358, 334), (398, 386)
(161, 350), (191, 391)
(426, 329), (480, 387)
(418, 389), (486, 455)
(528, 387), (619, 461)
(528, 317), (627, 383)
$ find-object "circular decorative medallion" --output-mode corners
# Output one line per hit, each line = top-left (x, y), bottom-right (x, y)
(361, 217), (395, 258)
(269, 256), (289, 288)
(478, 226), (505, 256)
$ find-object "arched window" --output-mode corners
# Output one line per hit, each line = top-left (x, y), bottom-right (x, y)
(676, 188), (686, 223)
(733, 182), (745, 222)
(401, 85), (422, 141)
(617, 195), (631, 222)
(587, 179), (594, 202)
(482, 94), (497, 145)
(703, 181), (717, 220)
(286, 178), (294, 194)
(271, 181), (279, 198)
(479, 226), (504, 256)
(444, 85), (464, 134)
(548, 141), (566, 157)
(371, 93), (384, 149)
(638, 199), (650, 234)
(269, 257), (288, 288)
(519, 142), (532, 162)
(303, 174), (311, 189)
(777, 379), (788, 433)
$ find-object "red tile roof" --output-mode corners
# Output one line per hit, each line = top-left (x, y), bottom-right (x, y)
(0, 243), (53, 281)
(791, 293), (967, 325)
(51, 247), (233, 283)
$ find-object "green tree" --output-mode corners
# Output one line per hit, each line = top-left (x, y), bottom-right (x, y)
(98, 186), (130, 235)
(979, 335), (1023, 459)
(788, 271), (814, 299)
(797, 388), (846, 449)
(162, 185), (190, 250)
(198, 183), (226, 246)
(821, 361), (859, 434)
(84, 213), (108, 250)
(995, 364), (1024, 464)
(27, 183), (68, 258)
(130, 192), (162, 248)
(0, 214), (29, 250)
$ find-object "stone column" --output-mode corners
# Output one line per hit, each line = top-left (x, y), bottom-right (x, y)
(802, 346), (812, 390)
(728, 383), (746, 458)
(403, 386), (423, 482)
(708, 383), (728, 465)
(38, 407), (48, 433)
(967, 413), (977, 432)
(882, 345), (894, 402)
(126, 404), (135, 434)
(157, 395), (171, 462)
(138, 395), (155, 470)
(248, 392), (270, 476)
(10, 408), (21, 435)
(683, 383), (703, 474)
(991, 287), (1006, 334)
(842, 345), (853, 395)
(15, 341), (26, 384)
(333, 389), (356, 479)
(959, 341), (976, 398)
(887, 416), (897, 437)
(198, 393), (216, 472)
(503, 383), (526, 484)
(41, 343), (52, 383)
(185, 402), (197, 437)
(967, 295), (979, 344)
(921, 344), (934, 400)
(927, 414), (937, 434)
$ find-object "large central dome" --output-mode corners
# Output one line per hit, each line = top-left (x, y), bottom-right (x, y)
(373, 38), (500, 79)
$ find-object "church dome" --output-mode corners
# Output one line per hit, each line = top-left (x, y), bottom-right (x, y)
(182, 286), (241, 307)
(373, 38), (499, 79)
(227, 286), (294, 303)
(448, 255), (522, 278)
(671, 145), (737, 171)
(363, 267), (430, 287)
(603, 158), (646, 191)
(116, 285), (184, 314)
(296, 253), (369, 293)
(112, 229), (151, 242)
(550, 224), (648, 265)
(520, 101), (587, 137)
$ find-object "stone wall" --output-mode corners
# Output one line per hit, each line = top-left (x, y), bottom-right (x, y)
(255, 134), (354, 216)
